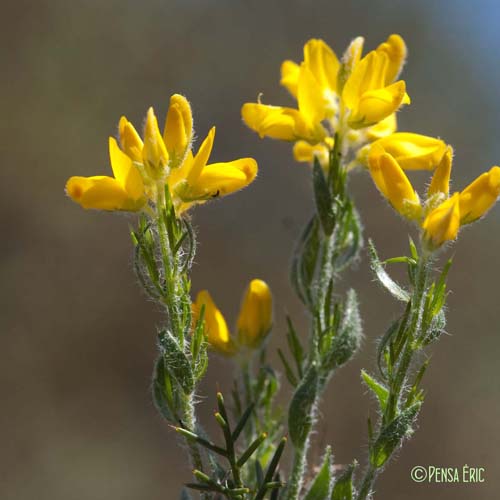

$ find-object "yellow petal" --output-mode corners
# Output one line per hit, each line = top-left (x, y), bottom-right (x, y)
(368, 149), (421, 218)
(193, 290), (235, 356)
(118, 117), (143, 163)
(280, 60), (300, 98)
(459, 166), (500, 224)
(186, 127), (215, 185)
(422, 193), (460, 248)
(65, 176), (141, 211)
(297, 63), (327, 126)
(142, 107), (169, 177)
(109, 137), (145, 199)
(241, 102), (310, 141)
(293, 140), (330, 168)
(349, 80), (408, 128)
(365, 113), (397, 141)
(343, 51), (388, 109)
(189, 158), (258, 199)
(428, 146), (453, 197)
(377, 34), (407, 83)
(303, 38), (340, 93)
(237, 279), (273, 348)
(371, 133), (447, 170)
(163, 94), (193, 161)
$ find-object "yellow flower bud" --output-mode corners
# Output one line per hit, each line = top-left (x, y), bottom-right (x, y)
(376, 34), (407, 83)
(163, 94), (193, 165)
(422, 193), (460, 248)
(142, 107), (169, 179)
(342, 36), (365, 73)
(118, 117), (143, 163)
(193, 290), (236, 356)
(428, 146), (453, 197)
(458, 166), (500, 224)
(368, 148), (421, 219)
(371, 133), (448, 170)
(237, 279), (273, 349)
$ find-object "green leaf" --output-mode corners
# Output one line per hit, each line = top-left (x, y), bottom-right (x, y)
(158, 329), (194, 394)
(278, 348), (298, 387)
(321, 289), (362, 373)
(304, 446), (333, 500)
(370, 402), (421, 468)
(368, 240), (410, 302)
(423, 308), (446, 345)
(334, 204), (363, 273)
(290, 216), (320, 305)
(361, 370), (389, 412)
(288, 365), (319, 447)
(286, 316), (304, 378)
(151, 357), (177, 423)
(331, 462), (356, 500)
(313, 158), (335, 235)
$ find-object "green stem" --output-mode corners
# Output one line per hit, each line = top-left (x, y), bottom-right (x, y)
(285, 440), (309, 500)
(356, 256), (430, 500)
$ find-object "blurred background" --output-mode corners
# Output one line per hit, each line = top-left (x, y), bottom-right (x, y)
(2, 0), (500, 498)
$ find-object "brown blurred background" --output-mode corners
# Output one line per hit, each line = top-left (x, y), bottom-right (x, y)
(2, 0), (500, 499)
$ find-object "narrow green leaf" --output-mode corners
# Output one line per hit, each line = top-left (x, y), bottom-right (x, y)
(288, 365), (319, 447)
(361, 370), (389, 412)
(313, 158), (336, 235)
(370, 402), (421, 468)
(231, 403), (255, 442)
(278, 348), (298, 387)
(286, 316), (304, 378)
(304, 446), (333, 500)
(368, 240), (410, 302)
(158, 329), (194, 394)
(331, 462), (356, 500)
(151, 357), (176, 423)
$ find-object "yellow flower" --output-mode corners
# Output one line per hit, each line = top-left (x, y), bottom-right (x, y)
(368, 133), (448, 170)
(193, 290), (236, 356)
(66, 137), (146, 211)
(342, 48), (409, 129)
(242, 38), (340, 143)
(237, 279), (273, 348)
(365, 113), (398, 141)
(368, 147), (421, 219)
(168, 127), (258, 214)
(459, 166), (500, 224)
(422, 193), (460, 248)
(428, 146), (453, 197)
(67, 94), (257, 215)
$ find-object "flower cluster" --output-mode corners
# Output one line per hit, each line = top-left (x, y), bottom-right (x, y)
(241, 35), (410, 169)
(193, 279), (273, 355)
(367, 140), (500, 249)
(66, 94), (258, 214)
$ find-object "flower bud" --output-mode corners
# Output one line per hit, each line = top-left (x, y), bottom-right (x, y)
(459, 166), (500, 224)
(428, 146), (453, 197)
(142, 107), (169, 180)
(118, 117), (143, 163)
(193, 290), (235, 356)
(237, 279), (273, 349)
(422, 193), (460, 248)
(376, 34), (407, 83)
(163, 94), (193, 166)
(368, 147), (421, 219)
